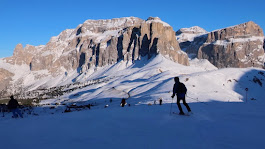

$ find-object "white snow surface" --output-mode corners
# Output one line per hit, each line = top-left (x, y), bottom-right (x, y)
(1, 54), (265, 149)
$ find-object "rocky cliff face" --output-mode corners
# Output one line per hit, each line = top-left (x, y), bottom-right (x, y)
(4, 17), (188, 74)
(0, 17), (189, 96)
(0, 68), (14, 96)
(185, 21), (264, 68)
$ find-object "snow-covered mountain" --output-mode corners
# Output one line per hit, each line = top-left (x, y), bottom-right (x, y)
(0, 17), (264, 99)
(0, 17), (189, 97)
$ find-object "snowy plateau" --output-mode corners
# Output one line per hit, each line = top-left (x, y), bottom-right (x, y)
(1, 54), (265, 149)
(176, 26), (208, 43)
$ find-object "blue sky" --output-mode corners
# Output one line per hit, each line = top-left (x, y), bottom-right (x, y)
(0, 0), (264, 58)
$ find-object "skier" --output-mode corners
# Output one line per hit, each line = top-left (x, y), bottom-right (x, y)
(7, 95), (23, 118)
(120, 98), (126, 107)
(171, 77), (192, 115)
(0, 104), (7, 117)
(159, 98), (162, 105)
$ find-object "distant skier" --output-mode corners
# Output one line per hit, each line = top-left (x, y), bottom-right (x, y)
(120, 98), (126, 107)
(0, 104), (7, 117)
(171, 77), (192, 115)
(7, 95), (23, 118)
(159, 98), (162, 105)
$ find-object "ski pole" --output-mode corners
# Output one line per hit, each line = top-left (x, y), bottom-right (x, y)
(186, 95), (208, 105)
(170, 97), (173, 115)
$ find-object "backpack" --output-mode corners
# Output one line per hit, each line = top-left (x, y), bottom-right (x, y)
(178, 83), (187, 94)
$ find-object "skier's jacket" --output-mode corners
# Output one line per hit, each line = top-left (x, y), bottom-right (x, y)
(173, 82), (187, 98)
(7, 99), (19, 110)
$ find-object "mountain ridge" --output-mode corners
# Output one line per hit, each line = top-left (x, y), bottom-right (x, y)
(0, 17), (264, 98)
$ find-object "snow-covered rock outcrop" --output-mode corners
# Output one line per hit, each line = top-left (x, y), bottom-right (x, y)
(183, 21), (264, 68)
(176, 26), (208, 53)
(176, 26), (208, 43)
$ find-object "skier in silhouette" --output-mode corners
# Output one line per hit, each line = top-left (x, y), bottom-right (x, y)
(0, 104), (7, 117)
(171, 77), (192, 115)
(120, 98), (126, 107)
(7, 95), (23, 118)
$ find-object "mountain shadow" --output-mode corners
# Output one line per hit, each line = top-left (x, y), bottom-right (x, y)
(233, 69), (265, 102)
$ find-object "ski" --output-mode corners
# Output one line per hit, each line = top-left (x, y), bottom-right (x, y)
(172, 112), (190, 116)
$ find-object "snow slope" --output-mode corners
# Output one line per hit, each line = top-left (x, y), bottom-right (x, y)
(0, 55), (265, 149)
(39, 54), (264, 105)
(1, 101), (265, 149)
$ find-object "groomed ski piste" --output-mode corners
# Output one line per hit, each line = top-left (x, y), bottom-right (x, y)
(1, 54), (265, 149)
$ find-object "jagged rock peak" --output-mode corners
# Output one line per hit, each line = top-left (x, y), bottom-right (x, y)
(13, 43), (23, 56)
(146, 16), (170, 27)
(49, 17), (145, 43)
